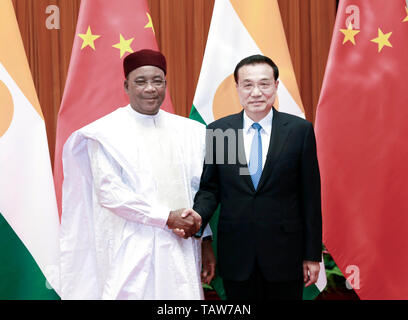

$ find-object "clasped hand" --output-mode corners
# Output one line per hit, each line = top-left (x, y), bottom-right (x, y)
(167, 208), (201, 239)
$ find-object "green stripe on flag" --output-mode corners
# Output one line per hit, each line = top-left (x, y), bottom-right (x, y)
(0, 213), (59, 300)
(207, 206), (227, 300)
(189, 105), (206, 125)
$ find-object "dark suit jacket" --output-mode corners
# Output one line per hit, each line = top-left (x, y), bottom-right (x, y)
(193, 108), (322, 282)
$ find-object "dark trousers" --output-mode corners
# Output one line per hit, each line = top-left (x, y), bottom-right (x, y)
(223, 260), (304, 300)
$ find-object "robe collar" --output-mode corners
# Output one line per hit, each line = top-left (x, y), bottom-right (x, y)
(126, 104), (162, 127)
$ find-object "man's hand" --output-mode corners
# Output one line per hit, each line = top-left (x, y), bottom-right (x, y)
(201, 240), (216, 285)
(167, 208), (201, 238)
(303, 260), (320, 287)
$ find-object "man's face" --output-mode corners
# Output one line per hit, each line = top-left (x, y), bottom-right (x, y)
(124, 65), (166, 115)
(236, 63), (279, 122)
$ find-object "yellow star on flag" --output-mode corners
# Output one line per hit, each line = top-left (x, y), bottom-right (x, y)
(340, 23), (360, 45)
(370, 28), (392, 52)
(144, 12), (155, 34)
(403, 7), (408, 22)
(112, 34), (134, 58)
(78, 26), (100, 50)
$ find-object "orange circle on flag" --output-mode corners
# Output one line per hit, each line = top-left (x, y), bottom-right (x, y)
(212, 74), (242, 121)
(212, 74), (279, 121)
(0, 80), (14, 138)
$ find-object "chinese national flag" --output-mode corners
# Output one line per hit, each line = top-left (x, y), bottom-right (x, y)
(54, 0), (174, 214)
(315, 0), (408, 299)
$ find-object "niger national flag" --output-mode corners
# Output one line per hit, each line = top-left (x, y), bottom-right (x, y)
(54, 0), (174, 215)
(190, 0), (326, 300)
(315, 0), (408, 299)
(0, 0), (60, 299)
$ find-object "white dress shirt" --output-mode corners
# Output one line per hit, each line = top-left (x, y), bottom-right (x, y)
(243, 109), (273, 170)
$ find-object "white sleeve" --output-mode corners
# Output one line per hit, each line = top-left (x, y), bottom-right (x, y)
(87, 139), (170, 228)
(202, 223), (213, 238)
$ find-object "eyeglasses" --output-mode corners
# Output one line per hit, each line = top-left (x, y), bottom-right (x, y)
(239, 81), (275, 92)
(133, 79), (166, 89)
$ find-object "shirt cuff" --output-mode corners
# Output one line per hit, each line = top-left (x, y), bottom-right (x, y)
(202, 223), (212, 238)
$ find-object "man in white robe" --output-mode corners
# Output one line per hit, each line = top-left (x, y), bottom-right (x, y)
(59, 49), (215, 300)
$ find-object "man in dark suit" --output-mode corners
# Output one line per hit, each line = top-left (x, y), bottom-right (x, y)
(191, 54), (322, 300)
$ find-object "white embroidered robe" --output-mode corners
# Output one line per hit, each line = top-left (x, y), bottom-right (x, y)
(59, 105), (210, 300)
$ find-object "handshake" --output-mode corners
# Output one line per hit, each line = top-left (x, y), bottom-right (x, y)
(166, 208), (202, 239)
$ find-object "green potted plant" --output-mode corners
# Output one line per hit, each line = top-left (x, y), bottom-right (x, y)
(317, 246), (359, 300)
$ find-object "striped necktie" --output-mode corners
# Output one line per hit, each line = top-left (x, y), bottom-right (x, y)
(249, 122), (262, 189)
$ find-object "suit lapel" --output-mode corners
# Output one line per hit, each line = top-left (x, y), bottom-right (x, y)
(226, 111), (255, 192)
(257, 108), (290, 191)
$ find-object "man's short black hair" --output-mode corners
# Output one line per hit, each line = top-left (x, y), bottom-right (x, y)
(233, 54), (279, 83)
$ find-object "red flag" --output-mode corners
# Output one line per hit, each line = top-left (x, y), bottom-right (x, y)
(54, 0), (174, 214)
(315, 0), (408, 299)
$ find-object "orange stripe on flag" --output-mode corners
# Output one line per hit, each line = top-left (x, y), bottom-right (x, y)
(230, 0), (304, 114)
(0, 0), (43, 120)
